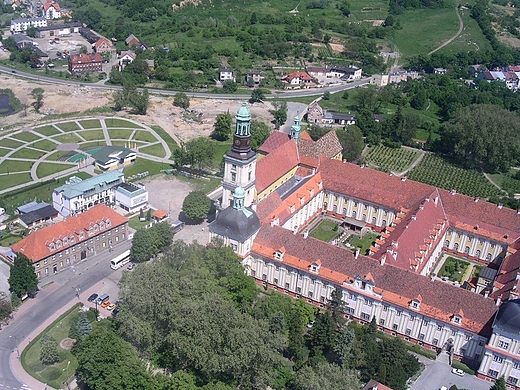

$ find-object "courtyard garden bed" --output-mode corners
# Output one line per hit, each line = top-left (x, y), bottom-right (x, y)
(310, 219), (340, 242)
(346, 232), (379, 255)
(438, 257), (470, 283)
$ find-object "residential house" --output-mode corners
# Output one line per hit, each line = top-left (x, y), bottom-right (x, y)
(330, 65), (362, 80)
(125, 34), (139, 47)
(42, 1), (61, 19)
(434, 67), (447, 75)
(220, 67), (235, 82)
(306, 101), (356, 127)
(52, 171), (125, 217)
(114, 182), (148, 213)
(91, 145), (136, 171)
(69, 53), (103, 73)
(11, 204), (128, 279)
(246, 70), (261, 85)
(306, 66), (330, 77)
(281, 71), (314, 88)
(371, 73), (389, 87)
(94, 37), (115, 55)
(363, 379), (394, 390)
(118, 50), (136, 71)
(145, 59), (154, 72)
(10, 17), (47, 33)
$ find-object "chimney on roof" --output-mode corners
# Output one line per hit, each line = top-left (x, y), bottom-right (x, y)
(496, 296), (502, 306)
(431, 273), (436, 282)
(355, 247), (360, 259)
(303, 230), (309, 239)
(293, 226), (298, 235)
(401, 177), (407, 182)
(484, 291), (489, 298)
(434, 196), (438, 205)
(498, 204), (503, 209)
(450, 189), (456, 195)
(474, 197), (479, 203)
(343, 159), (346, 163)
(380, 255), (386, 266)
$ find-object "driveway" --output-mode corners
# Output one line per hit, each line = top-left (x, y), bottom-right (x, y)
(411, 361), (490, 390)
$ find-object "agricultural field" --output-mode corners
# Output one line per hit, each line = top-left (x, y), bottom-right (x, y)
(364, 145), (421, 173)
(408, 154), (503, 198)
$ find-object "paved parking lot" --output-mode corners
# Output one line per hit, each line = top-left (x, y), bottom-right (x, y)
(411, 360), (490, 390)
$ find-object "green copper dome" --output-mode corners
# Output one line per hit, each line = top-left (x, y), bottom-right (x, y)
(236, 103), (251, 121)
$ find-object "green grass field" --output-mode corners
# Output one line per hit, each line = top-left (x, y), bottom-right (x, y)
(56, 121), (80, 132)
(9, 148), (47, 160)
(78, 119), (102, 129)
(0, 173), (31, 191)
(54, 133), (82, 144)
(408, 154), (503, 198)
(79, 130), (105, 141)
(1, 138), (24, 149)
(150, 126), (179, 153)
(310, 220), (339, 242)
(124, 159), (166, 178)
(365, 145), (421, 173)
(132, 130), (159, 143)
(347, 232), (379, 255)
(12, 131), (41, 143)
(139, 143), (167, 158)
(0, 148), (12, 157)
(31, 139), (59, 152)
(0, 160), (33, 174)
(107, 128), (134, 140)
(33, 125), (62, 136)
(105, 118), (144, 128)
(36, 162), (74, 178)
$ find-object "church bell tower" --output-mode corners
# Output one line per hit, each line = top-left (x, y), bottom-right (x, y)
(221, 103), (257, 208)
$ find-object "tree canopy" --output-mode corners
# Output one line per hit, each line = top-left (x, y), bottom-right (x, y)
(8, 253), (38, 297)
(250, 120), (271, 149)
(182, 191), (211, 221)
(212, 112), (233, 140)
(336, 126), (364, 162)
(173, 137), (215, 171)
(173, 92), (190, 109)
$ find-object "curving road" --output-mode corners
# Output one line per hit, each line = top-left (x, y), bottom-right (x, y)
(0, 65), (370, 100)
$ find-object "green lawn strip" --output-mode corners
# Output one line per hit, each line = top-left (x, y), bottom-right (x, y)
(0, 231), (23, 246)
(36, 162), (75, 178)
(20, 303), (93, 389)
(105, 118), (144, 128)
(211, 141), (232, 169)
(138, 143), (167, 158)
(310, 220), (339, 242)
(33, 125), (62, 137)
(54, 133), (82, 144)
(76, 129), (105, 141)
(150, 126), (179, 153)
(1, 138), (24, 148)
(452, 359), (475, 375)
(0, 148), (12, 157)
(45, 150), (73, 162)
(124, 159), (168, 178)
(371, 326), (437, 360)
(348, 0), (389, 21)
(12, 131), (41, 143)
(365, 145), (420, 173)
(131, 130), (158, 143)
(0, 172), (91, 214)
(77, 119), (101, 129)
(31, 140), (59, 152)
(408, 154), (502, 198)
(0, 160), (33, 174)
(55, 121), (80, 132)
(0, 173), (32, 191)
(9, 148), (47, 160)
(348, 232), (379, 255)
(111, 140), (129, 147)
(128, 214), (152, 230)
(393, 6), (459, 59)
(80, 141), (107, 151)
(107, 128), (134, 140)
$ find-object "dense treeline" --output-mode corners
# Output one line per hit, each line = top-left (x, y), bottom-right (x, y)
(389, 0), (449, 14)
(72, 241), (421, 390)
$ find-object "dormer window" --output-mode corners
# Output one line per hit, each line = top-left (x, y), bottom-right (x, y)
(69, 235), (75, 243)
(49, 243), (55, 251)
(94, 224), (99, 232)
(100, 221), (105, 229)
(310, 188), (314, 197)
(290, 205), (295, 213)
(452, 314), (463, 325)
(300, 196), (305, 205)
(310, 260), (321, 274)
(88, 227), (94, 235)
(79, 231), (85, 240)
(63, 237), (68, 245)
(106, 219), (111, 227)
(274, 247), (285, 261)
(410, 299), (421, 310)
(56, 240), (62, 249)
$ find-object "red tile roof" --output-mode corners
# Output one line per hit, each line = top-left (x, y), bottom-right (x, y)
(256, 139), (299, 194)
(43, 2), (60, 11)
(70, 53), (102, 65)
(374, 189), (448, 273)
(252, 225), (498, 334)
(298, 130), (342, 168)
(363, 379), (394, 390)
(12, 204), (127, 263)
(282, 71), (313, 82)
(258, 131), (290, 155)
(152, 209), (168, 219)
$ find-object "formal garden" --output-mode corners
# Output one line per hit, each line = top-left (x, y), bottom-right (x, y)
(364, 144), (421, 173)
(437, 257), (472, 283)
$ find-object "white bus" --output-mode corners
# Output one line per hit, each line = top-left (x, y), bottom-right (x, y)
(110, 250), (131, 270)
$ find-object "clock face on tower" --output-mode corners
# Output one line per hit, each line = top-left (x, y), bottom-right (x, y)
(234, 139), (241, 146)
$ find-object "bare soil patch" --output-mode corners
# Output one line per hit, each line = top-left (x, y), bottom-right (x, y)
(498, 35), (520, 48)
(328, 43), (345, 53)
(59, 338), (75, 350)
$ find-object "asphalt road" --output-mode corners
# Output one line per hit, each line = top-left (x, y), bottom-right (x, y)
(0, 241), (130, 390)
(0, 65), (370, 99)
(411, 360), (490, 390)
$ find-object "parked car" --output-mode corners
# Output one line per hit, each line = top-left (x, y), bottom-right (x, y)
(87, 293), (98, 302)
(112, 306), (120, 316)
(306, 321), (315, 329)
(106, 303), (116, 311)
(127, 262), (135, 270)
(451, 368), (464, 376)
(101, 300), (111, 309)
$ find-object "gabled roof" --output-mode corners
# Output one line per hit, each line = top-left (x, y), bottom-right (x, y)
(282, 71), (313, 81)
(125, 34), (139, 45)
(70, 53), (102, 65)
(12, 204), (127, 263)
(54, 171), (123, 199)
(252, 225), (498, 335)
(257, 131), (290, 155)
(19, 205), (58, 226)
(119, 50), (136, 60)
(95, 37), (112, 48)
(43, 2), (60, 11)
(92, 146), (135, 165)
(256, 139), (299, 194)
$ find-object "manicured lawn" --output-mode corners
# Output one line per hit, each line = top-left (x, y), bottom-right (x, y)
(0, 147), (12, 157)
(105, 118), (143, 128)
(78, 119), (101, 129)
(212, 141), (232, 169)
(21, 304), (97, 389)
(9, 148), (47, 160)
(393, 6), (459, 59)
(124, 159), (167, 178)
(347, 232), (379, 255)
(45, 150), (71, 161)
(365, 145), (421, 173)
(54, 133), (82, 144)
(80, 141), (106, 151)
(0, 173), (31, 191)
(172, 173), (221, 194)
(111, 140), (128, 147)
(107, 128), (134, 140)
(139, 143), (167, 158)
(0, 172), (91, 213)
(310, 220), (339, 242)
(34, 125), (61, 136)
(0, 232), (23, 247)
(408, 154), (503, 198)
(31, 139), (59, 152)
(150, 126), (179, 153)
(12, 131), (41, 143)
(56, 121), (80, 132)
(79, 130), (105, 141)
(128, 214), (153, 230)
(0, 160), (33, 174)
(438, 257), (470, 283)
(1, 138), (24, 148)
(132, 130), (158, 143)
(36, 162), (74, 178)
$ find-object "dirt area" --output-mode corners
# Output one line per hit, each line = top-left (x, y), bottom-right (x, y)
(498, 34), (520, 48)
(328, 43), (345, 54)
(0, 75), (276, 144)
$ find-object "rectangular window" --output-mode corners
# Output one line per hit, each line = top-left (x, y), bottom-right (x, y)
(396, 310), (402, 317)
(507, 377), (518, 385)
(297, 287), (301, 293)
(437, 325), (443, 331)
(262, 274), (267, 281)
(493, 356), (504, 363)
(406, 329), (411, 336)
(498, 341), (510, 350)
(488, 370), (499, 378)
(514, 362), (520, 370)
(419, 334), (425, 340)
(274, 278), (278, 285)
(379, 319), (385, 326)
(383, 305), (389, 311)
(433, 338), (439, 346)
(285, 283), (290, 289)
(361, 313), (370, 321)
(393, 324), (399, 330)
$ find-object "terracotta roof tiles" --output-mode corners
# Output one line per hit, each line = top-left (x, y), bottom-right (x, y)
(256, 139), (299, 194)
(257, 131), (290, 155)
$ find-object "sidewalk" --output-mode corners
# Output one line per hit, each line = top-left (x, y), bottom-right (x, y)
(10, 280), (108, 390)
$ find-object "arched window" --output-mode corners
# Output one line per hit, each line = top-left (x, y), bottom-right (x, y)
(475, 250), (481, 258)
(486, 253), (492, 261)
(464, 246), (470, 254)
(454, 243), (459, 251)
(372, 217), (377, 225)
(444, 240), (449, 247)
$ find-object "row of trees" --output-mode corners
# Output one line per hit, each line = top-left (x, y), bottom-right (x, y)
(113, 84), (150, 115)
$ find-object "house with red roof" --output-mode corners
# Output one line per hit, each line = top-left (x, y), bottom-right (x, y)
(281, 71), (314, 88)
(43, 1), (61, 19)
(68, 53), (102, 74)
(11, 204), (128, 279)
(94, 37), (115, 55)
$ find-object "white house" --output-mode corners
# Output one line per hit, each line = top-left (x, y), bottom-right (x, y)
(114, 182), (148, 213)
(220, 67), (235, 82)
(10, 17), (47, 33)
(118, 50), (136, 71)
(42, 2), (61, 19)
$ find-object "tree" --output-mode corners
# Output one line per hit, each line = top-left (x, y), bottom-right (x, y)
(308, 125), (330, 141)
(213, 112), (233, 140)
(77, 312), (92, 337)
(8, 253), (38, 297)
(173, 92), (190, 109)
(130, 88), (149, 115)
(31, 88), (44, 112)
(154, 222), (174, 249)
(336, 125), (364, 161)
(130, 228), (160, 262)
(323, 91), (331, 100)
(328, 287), (347, 328)
(182, 191), (211, 221)
(146, 208), (152, 221)
(490, 377), (507, 390)
(250, 89), (265, 103)
(333, 328), (355, 365)
(291, 361), (361, 390)
(26, 27), (36, 37)
(74, 327), (153, 390)
(271, 101), (287, 129)
(250, 120), (271, 149)
(40, 334), (59, 365)
(222, 80), (238, 93)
